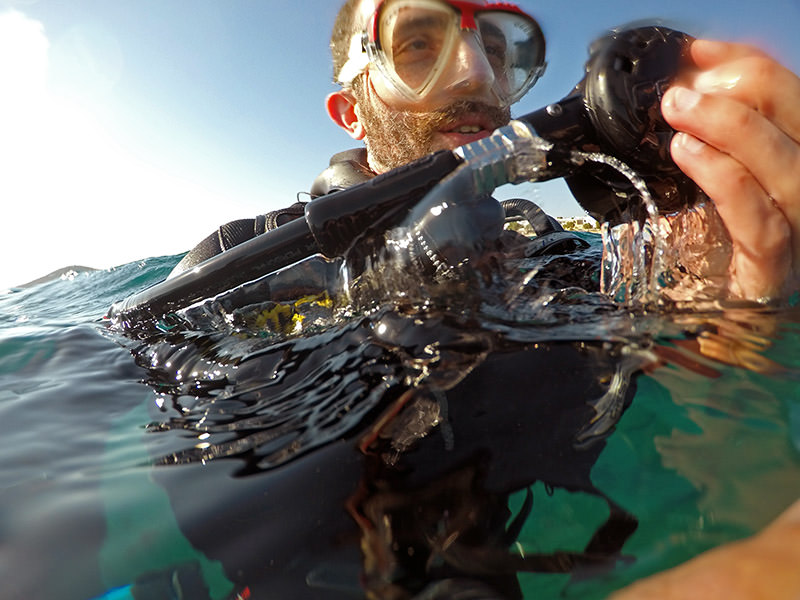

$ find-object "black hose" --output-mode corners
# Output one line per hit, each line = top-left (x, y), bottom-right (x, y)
(501, 198), (563, 234)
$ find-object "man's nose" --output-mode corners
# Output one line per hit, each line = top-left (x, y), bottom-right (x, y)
(446, 31), (497, 97)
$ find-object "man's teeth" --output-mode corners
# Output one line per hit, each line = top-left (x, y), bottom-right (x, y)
(454, 125), (482, 134)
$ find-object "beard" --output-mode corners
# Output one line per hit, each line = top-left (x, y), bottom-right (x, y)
(356, 93), (511, 173)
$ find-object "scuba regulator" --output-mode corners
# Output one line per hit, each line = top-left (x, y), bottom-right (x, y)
(522, 25), (703, 223)
(109, 25), (702, 325)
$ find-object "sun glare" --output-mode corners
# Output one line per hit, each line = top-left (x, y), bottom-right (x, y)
(0, 9), (226, 290)
(0, 10), (47, 100)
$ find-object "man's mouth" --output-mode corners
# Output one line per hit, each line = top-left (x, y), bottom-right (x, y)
(427, 102), (511, 151)
(438, 120), (495, 147)
(451, 124), (484, 134)
(443, 115), (496, 135)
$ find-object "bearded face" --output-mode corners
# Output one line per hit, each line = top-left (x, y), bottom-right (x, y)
(355, 89), (511, 173)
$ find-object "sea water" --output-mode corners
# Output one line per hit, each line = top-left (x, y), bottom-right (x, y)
(2, 240), (800, 599)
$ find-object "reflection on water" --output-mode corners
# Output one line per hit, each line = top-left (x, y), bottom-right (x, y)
(133, 305), (650, 598)
(650, 308), (800, 531)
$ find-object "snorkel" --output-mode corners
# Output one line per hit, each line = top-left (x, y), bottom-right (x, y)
(109, 25), (698, 328)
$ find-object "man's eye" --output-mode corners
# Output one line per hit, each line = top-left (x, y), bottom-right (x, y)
(395, 35), (437, 57)
(483, 41), (507, 64)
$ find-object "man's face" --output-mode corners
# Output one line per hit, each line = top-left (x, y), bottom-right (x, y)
(354, 0), (512, 173)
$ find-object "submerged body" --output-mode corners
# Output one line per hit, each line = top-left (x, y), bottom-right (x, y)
(5, 239), (800, 600)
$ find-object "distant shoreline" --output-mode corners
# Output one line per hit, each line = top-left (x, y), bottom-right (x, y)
(554, 216), (600, 232)
(506, 216), (600, 236)
(15, 266), (98, 289)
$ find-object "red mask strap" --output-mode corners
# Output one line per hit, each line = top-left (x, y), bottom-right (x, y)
(441, 0), (530, 30)
(370, 0), (529, 36)
(447, 0), (480, 29)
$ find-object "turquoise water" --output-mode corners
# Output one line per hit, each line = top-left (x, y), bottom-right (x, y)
(2, 247), (800, 600)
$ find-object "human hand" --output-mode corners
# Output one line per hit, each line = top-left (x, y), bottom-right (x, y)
(610, 498), (800, 599)
(661, 39), (800, 302)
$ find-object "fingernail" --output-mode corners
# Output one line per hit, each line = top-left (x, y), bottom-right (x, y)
(671, 87), (702, 111)
(695, 70), (741, 92)
(675, 132), (706, 155)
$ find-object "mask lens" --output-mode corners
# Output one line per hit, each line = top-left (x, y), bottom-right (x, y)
(378, 1), (459, 96)
(477, 11), (545, 104)
(374, 1), (545, 104)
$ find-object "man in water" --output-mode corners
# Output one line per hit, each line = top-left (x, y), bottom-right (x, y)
(175, 0), (799, 307)
(166, 1), (800, 596)
(175, 0), (799, 304)
(322, 0), (800, 305)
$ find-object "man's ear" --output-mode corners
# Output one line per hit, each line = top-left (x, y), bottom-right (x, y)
(326, 90), (366, 140)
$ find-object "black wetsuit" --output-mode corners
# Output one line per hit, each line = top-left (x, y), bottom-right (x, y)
(170, 148), (568, 277)
(169, 149), (375, 276)
(135, 150), (634, 600)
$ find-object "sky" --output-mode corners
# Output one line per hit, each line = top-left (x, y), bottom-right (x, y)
(1, 0), (799, 291)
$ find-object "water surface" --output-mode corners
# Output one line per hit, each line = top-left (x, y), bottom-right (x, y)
(1, 247), (799, 600)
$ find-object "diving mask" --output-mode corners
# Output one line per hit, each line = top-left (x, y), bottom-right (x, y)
(337, 0), (547, 106)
